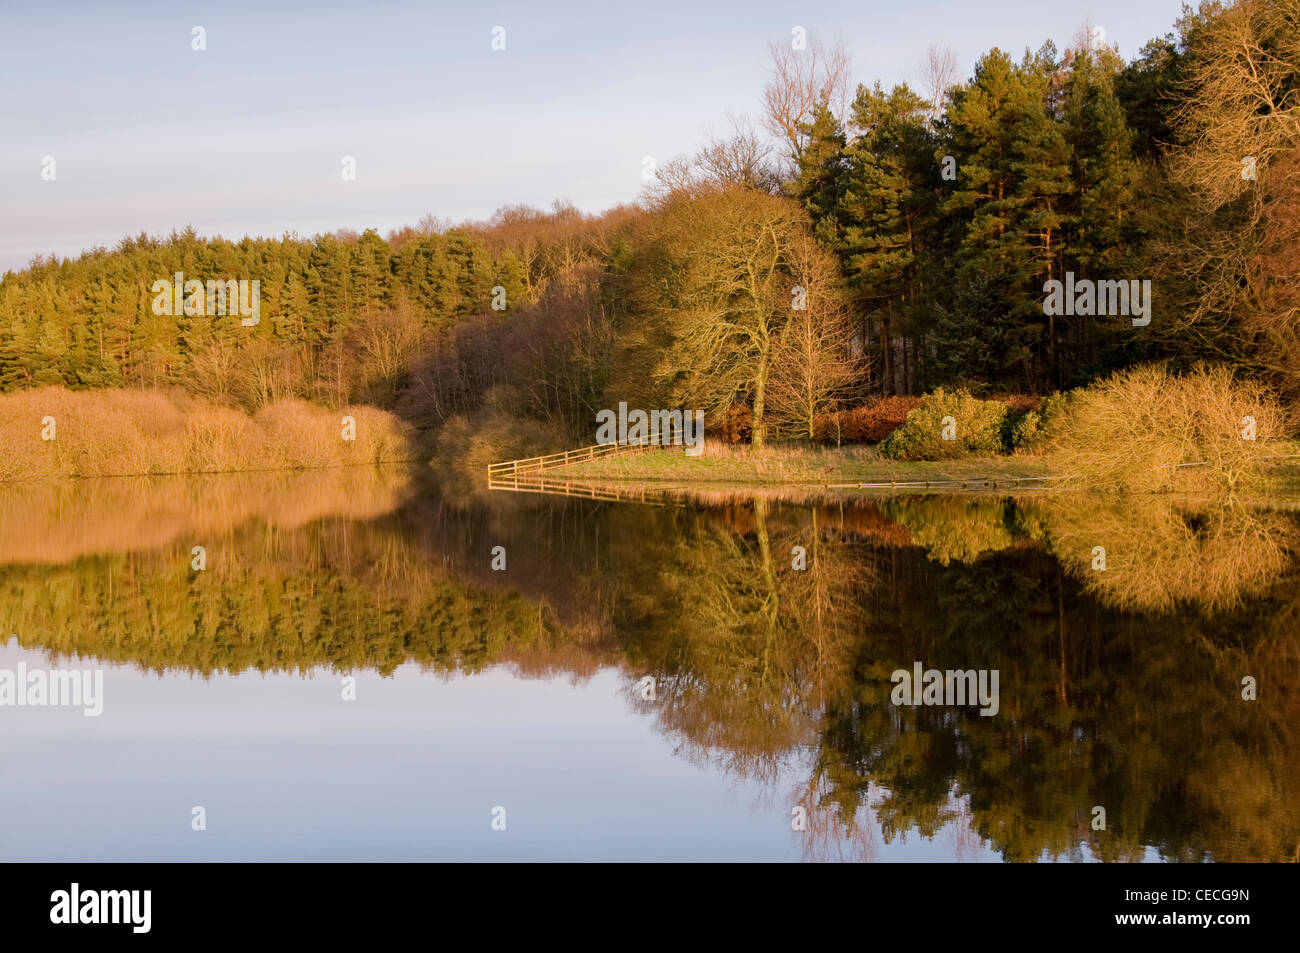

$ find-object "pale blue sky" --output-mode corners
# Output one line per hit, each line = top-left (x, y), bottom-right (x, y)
(0, 0), (1187, 273)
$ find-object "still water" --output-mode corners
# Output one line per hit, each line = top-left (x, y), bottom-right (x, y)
(1, 467), (1296, 861)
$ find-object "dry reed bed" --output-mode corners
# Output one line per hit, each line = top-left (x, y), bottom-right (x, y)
(0, 387), (416, 482)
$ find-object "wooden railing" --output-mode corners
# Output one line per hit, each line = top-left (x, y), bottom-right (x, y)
(487, 433), (683, 479)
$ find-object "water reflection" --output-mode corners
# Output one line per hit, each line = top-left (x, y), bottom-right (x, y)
(2, 470), (1296, 861)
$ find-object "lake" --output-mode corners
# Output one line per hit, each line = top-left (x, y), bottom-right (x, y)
(1, 467), (1296, 861)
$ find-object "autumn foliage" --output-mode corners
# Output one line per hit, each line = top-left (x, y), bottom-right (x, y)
(812, 397), (922, 444)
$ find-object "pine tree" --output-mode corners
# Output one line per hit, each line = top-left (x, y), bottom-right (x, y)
(1061, 47), (1146, 381)
(788, 99), (848, 246)
(838, 82), (939, 393)
(936, 49), (1073, 389)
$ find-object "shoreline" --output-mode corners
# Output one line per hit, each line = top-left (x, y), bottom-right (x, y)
(497, 443), (1300, 500)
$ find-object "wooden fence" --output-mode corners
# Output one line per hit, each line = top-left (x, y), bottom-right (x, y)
(487, 434), (681, 479)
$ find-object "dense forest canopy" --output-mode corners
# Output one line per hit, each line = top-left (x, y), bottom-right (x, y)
(2, 0), (1296, 450)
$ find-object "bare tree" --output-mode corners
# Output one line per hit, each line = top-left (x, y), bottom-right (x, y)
(1169, 0), (1299, 210)
(1162, 0), (1300, 413)
(190, 340), (240, 404)
(692, 115), (783, 193)
(644, 155), (700, 204)
(1066, 18), (1123, 70)
(416, 213), (451, 235)
(767, 231), (865, 439)
(647, 115), (783, 203)
(349, 306), (428, 406)
(235, 338), (297, 409)
(762, 34), (853, 168)
(917, 43), (960, 120)
(647, 188), (809, 447)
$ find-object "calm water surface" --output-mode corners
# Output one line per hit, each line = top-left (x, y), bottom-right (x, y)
(1, 468), (1295, 861)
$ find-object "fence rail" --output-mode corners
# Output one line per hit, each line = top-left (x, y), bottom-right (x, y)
(487, 433), (683, 478)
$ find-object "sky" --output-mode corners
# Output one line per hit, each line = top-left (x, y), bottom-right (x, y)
(0, 0), (1188, 274)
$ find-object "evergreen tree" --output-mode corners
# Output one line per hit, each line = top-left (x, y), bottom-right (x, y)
(935, 49), (1073, 389)
(837, 82), (938, 393)
(788, 99), (849, 246)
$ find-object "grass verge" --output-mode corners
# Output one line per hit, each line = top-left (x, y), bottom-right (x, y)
(550, 443), (1050, 487)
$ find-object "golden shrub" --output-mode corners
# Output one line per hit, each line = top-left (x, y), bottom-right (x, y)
(1048, 364), (1286, 493)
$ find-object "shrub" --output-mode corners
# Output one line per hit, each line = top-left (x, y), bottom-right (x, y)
(719, 403), (752, 444)
(1046, 364), (1286, 493)
(434, 407), (570, 476)
(1009, 392), (1074, 453)
(880, 388), (1009, 461)
(813, 396), (922, 444)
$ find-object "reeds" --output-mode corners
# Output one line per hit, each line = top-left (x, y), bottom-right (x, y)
(0, 387), (416, 482)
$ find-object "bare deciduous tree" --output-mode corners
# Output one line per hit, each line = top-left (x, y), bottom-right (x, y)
(762, 34), (853, 167)
(416, 213), (451, 235)
(349, 306), (428, 406)
(190, 340), (240, 404)
(1170, 0), (1299, 202)
(767, 232), (866, 439)
(647, 187), (809, 447)
(1163, 0), (1300, 414)
(235, 338), (298, 409)
(917, 43), (960, 120)
(646, 116), (783, 203)
(692, 115), (783, 193)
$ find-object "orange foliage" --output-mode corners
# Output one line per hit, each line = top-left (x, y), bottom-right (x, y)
(813, 396), (922, 443)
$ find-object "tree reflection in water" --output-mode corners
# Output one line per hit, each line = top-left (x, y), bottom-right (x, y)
(2, 471), (1296, 861)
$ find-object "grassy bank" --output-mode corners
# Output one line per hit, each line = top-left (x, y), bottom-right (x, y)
(552, 443), (1051, 487)
(546, 440), (1300, 493)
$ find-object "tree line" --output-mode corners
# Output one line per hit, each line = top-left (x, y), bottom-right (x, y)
(784, 1), (1297, 400)
(1, 0), (1295, 448)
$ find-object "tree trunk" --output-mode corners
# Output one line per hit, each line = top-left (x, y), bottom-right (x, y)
(752, 352), (768, 448)
(881, 315), (893, 396)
